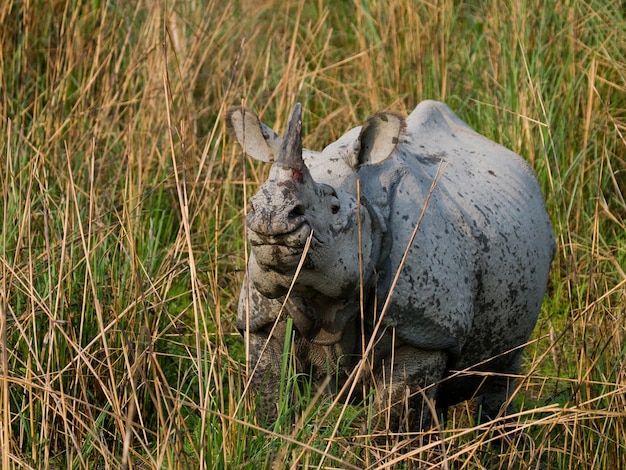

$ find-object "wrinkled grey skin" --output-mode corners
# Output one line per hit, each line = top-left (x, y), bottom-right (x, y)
(227, 101), (555, 431)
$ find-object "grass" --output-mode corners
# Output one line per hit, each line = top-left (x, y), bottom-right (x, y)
(1, 0), (624, 468)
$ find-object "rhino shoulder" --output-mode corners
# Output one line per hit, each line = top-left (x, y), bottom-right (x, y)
(406, 100), (474, 135)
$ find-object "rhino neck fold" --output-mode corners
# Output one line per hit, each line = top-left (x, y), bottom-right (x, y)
(286, 294), (365, 346)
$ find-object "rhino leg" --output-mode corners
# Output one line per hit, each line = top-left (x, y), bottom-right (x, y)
(437, 352), (523, 425)
(474, 359), (521, 423)
(475, 383), (514, 423)
(369, 346), (448, 432)
(246, 330), (285, 425)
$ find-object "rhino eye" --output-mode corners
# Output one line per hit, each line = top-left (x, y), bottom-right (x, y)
(325, 186), (340, 214)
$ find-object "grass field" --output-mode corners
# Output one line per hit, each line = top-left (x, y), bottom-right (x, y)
(1, 0), (625, 468)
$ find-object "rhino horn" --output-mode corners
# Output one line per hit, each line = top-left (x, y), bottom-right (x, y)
(278, 103), (305, 175)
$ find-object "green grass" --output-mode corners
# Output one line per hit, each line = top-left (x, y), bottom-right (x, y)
(1, 0), (625, 468)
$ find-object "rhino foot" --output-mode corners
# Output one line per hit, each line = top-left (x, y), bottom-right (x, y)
(365, 347), (448, 433)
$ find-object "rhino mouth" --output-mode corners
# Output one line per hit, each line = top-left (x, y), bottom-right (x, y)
(248, 222), (312, 268)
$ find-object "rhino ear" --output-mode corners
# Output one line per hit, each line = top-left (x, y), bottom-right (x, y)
(226, 107), (282, 162)
(352, 112), (404, 167)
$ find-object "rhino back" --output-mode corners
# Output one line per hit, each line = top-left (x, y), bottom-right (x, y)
(361, 101), (554, 362)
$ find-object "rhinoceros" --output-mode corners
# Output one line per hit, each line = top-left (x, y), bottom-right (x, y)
(227, 100), (555, 431)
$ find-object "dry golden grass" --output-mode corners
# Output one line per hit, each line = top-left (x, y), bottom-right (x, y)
(1, 0), (624, 468)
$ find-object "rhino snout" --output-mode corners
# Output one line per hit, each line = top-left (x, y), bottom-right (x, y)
(247, 222), (312, 272)
(247, 190), (308, 238)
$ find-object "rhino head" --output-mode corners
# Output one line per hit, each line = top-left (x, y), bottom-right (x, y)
(227, 103), (403, 302)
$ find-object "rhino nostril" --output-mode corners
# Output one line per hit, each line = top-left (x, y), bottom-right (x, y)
(288, 204), (305, 219)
